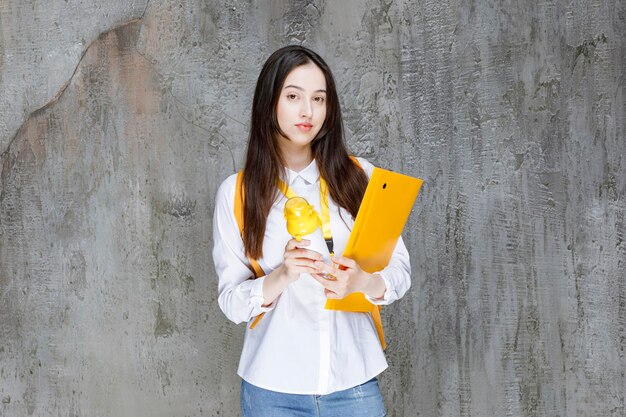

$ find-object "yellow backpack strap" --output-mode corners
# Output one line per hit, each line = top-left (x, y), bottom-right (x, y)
(234, 171), (245, 236)
(234, 171), (266, 329)
(349, 155), (362, 169)
(234, 171), (264, 276)
(349, 156), (387, 350)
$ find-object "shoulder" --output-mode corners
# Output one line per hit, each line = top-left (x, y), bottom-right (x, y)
(353, 156), (376, 179)
(215, 172), (240, 210)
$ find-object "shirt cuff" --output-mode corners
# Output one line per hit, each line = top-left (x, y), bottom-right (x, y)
(364, 272), (397, 305)
(249, 276), (277, 313)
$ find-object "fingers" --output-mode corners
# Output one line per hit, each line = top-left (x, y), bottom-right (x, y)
(324, 289), (343, 299)
(311, 272), (348, 298)
(314, 261), (334, 276)
(323, 285), (347, 299)
(285, 238), (309, 251)
(311, 257), (362, 299)
(310, 273), (329, 286)
(284, 239), (322, 263)
(286, 264), (319, 276)
(330, 256), (356, 269)
(284, 248), (323, 261)
(283, 239), (322, 278)
(284, 256), (320, 274)
(281, 245), (361, 297)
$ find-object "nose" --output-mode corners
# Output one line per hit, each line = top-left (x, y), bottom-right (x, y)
(300, 99), (312, 119)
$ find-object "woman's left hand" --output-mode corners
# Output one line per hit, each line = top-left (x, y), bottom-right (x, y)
(311, 256), (386, 299)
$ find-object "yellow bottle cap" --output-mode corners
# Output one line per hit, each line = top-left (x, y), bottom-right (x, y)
(284, 197), (321, 239)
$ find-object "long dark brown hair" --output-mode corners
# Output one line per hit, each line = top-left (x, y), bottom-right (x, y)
(242, 45), (369, 259)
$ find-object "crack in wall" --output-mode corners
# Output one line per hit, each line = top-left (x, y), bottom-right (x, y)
(1, 0), (240, 182)
(0, 9), (149, 159)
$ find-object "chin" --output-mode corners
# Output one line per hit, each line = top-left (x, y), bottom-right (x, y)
(289, 133), (317, 146)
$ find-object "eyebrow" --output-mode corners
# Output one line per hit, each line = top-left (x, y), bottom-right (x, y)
(283, 84), (327, 93)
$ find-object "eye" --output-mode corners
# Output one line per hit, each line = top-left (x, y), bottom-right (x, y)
(314, 96), (325, 103)
(287, 93), (298, 100)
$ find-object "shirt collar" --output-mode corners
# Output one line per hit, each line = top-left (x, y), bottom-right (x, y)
(285, 159), (320, 186)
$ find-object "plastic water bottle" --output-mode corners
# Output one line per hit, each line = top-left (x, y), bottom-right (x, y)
(283, 196), (331, 264)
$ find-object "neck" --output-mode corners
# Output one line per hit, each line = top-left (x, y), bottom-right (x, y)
(280, 142), (313, 172)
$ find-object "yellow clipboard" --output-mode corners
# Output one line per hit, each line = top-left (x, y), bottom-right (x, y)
(325, 167), (423, 312)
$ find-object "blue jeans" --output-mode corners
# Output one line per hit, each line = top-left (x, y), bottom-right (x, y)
(241, 377), (387, 417)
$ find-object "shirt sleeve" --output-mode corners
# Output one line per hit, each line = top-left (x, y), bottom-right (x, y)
(365, 236), (411, 305)
(355, 157), (412, 306)
(212, 175), (276, 324)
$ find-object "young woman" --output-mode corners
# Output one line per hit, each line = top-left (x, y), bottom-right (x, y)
(212, 45), (411, 417)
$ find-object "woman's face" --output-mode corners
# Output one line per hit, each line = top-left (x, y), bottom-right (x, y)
(275, 63), (327, 151)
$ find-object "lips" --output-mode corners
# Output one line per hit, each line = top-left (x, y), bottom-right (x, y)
(295, 122), (313, 131)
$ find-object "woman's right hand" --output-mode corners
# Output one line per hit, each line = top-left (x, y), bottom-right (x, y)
(261, 238), (322, 307)
(280, 238), (323, 282)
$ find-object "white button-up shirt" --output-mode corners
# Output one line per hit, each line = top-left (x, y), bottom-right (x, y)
(212, 157), (411, 395)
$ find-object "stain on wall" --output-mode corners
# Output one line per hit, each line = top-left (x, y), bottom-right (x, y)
(0, 1), (624, 416)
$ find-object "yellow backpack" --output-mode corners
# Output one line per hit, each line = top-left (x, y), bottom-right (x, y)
(233, 157), (386, 349)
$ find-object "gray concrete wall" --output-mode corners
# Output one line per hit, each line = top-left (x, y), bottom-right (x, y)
(0, 1), (624, 416)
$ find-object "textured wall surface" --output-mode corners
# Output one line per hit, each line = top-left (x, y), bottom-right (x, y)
(1, 1), (624, 416)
